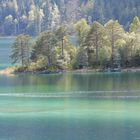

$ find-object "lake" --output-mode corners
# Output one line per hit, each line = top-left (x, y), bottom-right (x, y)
(0, 38), (14, 69)
(0, 38), (140, 140)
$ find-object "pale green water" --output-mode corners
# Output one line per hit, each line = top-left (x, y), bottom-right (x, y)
(0, 38), (140, 140)
(0, 96), (140, 140)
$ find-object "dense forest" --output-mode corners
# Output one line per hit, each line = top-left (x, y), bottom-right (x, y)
(0, 0), (140, 36)
(11, 17), (140, 73)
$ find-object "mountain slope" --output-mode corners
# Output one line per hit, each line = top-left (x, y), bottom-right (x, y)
(0, 0), (140, 36)
(92, 0), (140, 29)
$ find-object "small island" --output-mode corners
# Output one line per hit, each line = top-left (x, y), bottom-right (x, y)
(3, 17), (140, 75)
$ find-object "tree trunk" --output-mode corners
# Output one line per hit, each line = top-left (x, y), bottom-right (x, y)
(95, 31), (99, 65)
(111, 27), (115, 68)
(61, 38), (64, 56)
(21, 41), (24, 67)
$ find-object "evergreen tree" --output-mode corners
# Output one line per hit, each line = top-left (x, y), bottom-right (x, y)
(105, 20), (125, 67)
(85, 21), (108, 65)
(75, 19), (90, 47)
(31, 31), (57, 65)
(11, 35), (32, 66)
(129, 16), (140, 34)
(55, 26), (67, 57)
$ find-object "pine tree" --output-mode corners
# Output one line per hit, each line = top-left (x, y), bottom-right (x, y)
(75, 19), (90, 47)
(129, 16), (140, 34)
(31, 31), (57, 65)
(11, 35), (32, 66)
(105, 20), (125, 67)
(85, 21), (107, 65)
(55, 26), (67, 57)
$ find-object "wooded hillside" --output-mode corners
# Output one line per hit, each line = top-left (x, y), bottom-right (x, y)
(0, 0), (140, 36)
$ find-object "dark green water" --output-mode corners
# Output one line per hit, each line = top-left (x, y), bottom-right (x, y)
(0, 38), (140, 140)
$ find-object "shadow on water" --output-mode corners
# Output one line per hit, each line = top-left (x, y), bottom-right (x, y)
(0, 72), (140, 95)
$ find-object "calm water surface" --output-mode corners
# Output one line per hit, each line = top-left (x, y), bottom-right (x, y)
(0, 38), (14, 69)
(0, 38), (140, 140)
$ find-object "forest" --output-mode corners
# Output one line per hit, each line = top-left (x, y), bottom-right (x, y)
(0, 0), (140, 36)
(11, 16), (140, 73)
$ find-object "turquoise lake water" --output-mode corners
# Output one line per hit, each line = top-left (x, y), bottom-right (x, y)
(0, 38), (14, 69)
(0, 38), (140, 140)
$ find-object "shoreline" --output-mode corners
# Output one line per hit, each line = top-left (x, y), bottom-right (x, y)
(0, 67), (140, 75)
(0, 67), (16, 75)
